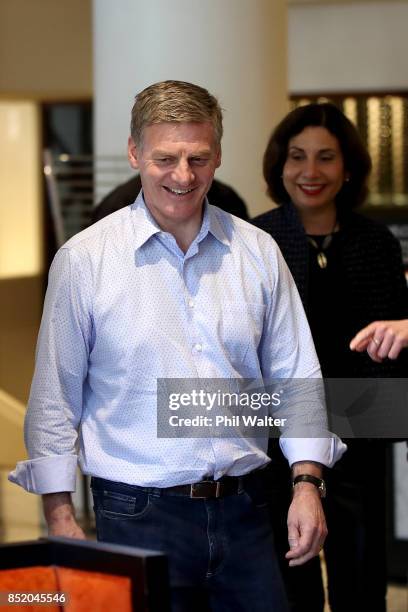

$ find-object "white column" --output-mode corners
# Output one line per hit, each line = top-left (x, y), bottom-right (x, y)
(93, 0), (288, 216)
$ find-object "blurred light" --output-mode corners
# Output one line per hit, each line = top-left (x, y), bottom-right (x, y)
(0, 101), (42, 278)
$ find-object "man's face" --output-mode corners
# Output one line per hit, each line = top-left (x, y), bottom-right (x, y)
(128, 122), (221, 231)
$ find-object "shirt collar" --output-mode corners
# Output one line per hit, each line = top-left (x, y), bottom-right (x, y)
(205, 200), (231, 247)
(130, 190), (231, 251)
(130, 191), (161, 251)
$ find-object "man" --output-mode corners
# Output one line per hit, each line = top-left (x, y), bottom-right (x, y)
(10, 81), (345, 612)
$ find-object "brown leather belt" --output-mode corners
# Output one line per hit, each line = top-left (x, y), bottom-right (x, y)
(92, 471), (263, 500)
(163, 475), (247, 499)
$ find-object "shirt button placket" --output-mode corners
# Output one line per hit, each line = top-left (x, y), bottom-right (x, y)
(183, 260), (203, 360)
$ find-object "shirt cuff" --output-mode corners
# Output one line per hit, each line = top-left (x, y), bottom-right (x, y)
(8, 455), (78, 494)
(279, 436), (347, 468)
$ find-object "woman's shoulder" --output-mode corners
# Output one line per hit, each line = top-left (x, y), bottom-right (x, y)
(344, 211), (399, 244)
(340, 212), (404, 277)
(252, 206), (284, 230)
(252, 203), (300, 235)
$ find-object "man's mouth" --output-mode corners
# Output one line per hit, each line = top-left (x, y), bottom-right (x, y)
(164, 186), (196, 196)
(297, 184), (325, 195)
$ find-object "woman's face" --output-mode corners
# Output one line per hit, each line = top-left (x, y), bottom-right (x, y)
(282, 126), (347, 214)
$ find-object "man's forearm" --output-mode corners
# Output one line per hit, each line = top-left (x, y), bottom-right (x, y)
(42, 492), (86, 539)
(291, 461), (322, 478)
(42, 492), (75, 525)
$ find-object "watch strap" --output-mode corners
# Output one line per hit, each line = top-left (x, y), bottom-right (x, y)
(292, 474), (326, 498)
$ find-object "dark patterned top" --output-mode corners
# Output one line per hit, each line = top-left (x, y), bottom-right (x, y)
(252, 202), (408, 377)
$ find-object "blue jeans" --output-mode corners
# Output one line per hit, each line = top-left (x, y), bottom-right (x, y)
(92, 475), (289, 612)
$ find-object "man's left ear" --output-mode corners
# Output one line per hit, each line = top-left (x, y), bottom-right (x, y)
(128, 137), (140, 169)
(215, 147), (222, 169)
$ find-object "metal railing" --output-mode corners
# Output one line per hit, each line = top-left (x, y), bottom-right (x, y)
(43, 150), (132, 246)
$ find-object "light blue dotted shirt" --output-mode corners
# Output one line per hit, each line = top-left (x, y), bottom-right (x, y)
(10, 193), (346, 494)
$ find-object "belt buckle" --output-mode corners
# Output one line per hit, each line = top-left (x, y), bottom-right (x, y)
(190, 480), (221, 499)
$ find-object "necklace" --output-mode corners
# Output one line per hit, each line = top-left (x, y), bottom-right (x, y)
(306, 221), (338, 269)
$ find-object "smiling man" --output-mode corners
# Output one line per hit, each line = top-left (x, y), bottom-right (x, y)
(10, 81), (345, 612)
(127, 120), (220, 251)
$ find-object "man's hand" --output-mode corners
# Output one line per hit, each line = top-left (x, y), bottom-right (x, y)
(42, 493), (86, 540)
(286, 462), (327, 567)
(285, 482), (327, 566)
(350, 319), (408, 362)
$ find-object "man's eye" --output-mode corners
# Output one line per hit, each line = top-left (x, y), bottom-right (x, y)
(191, 157), (209, 166)
(155, 158), (172, 164)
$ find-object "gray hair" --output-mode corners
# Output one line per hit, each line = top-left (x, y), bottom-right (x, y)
(130, 80), (223, 147)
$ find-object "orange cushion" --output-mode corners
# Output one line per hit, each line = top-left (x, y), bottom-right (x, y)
(0, 566), (132, 612)
(0, 567), (59, 611)
(55, 566), (132, 612)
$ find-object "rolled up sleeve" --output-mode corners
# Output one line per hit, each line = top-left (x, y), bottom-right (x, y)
(8, 455), (78, 494)
(280, 436), (347, 468)
(9, 247), (92, 494)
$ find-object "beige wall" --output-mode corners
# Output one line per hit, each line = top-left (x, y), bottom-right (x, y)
(0, 276), (43, 403)
(0, 0), (92, 98)
(0, 1), (92, 468)
(0, 0), (92, 404)
(289, 1), (408, 93)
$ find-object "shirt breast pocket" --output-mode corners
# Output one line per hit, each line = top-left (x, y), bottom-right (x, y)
(220, 302), (265, 366)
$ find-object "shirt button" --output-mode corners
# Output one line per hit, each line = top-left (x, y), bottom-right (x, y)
(188, 299), (194, 308)
(194, 343), (202, 352)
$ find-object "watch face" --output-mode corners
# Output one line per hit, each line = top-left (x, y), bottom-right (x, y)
(319, 481), (327, 498)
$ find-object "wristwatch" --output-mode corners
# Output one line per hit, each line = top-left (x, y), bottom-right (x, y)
(292, 474), (326, 498)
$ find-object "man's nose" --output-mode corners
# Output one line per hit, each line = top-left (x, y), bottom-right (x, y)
(172, 160), (194, 185)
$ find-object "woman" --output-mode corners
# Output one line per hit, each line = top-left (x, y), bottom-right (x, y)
(253, 103), (408, 612)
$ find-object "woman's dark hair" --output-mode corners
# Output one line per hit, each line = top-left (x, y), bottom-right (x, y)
(263, 103), (372, 209)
